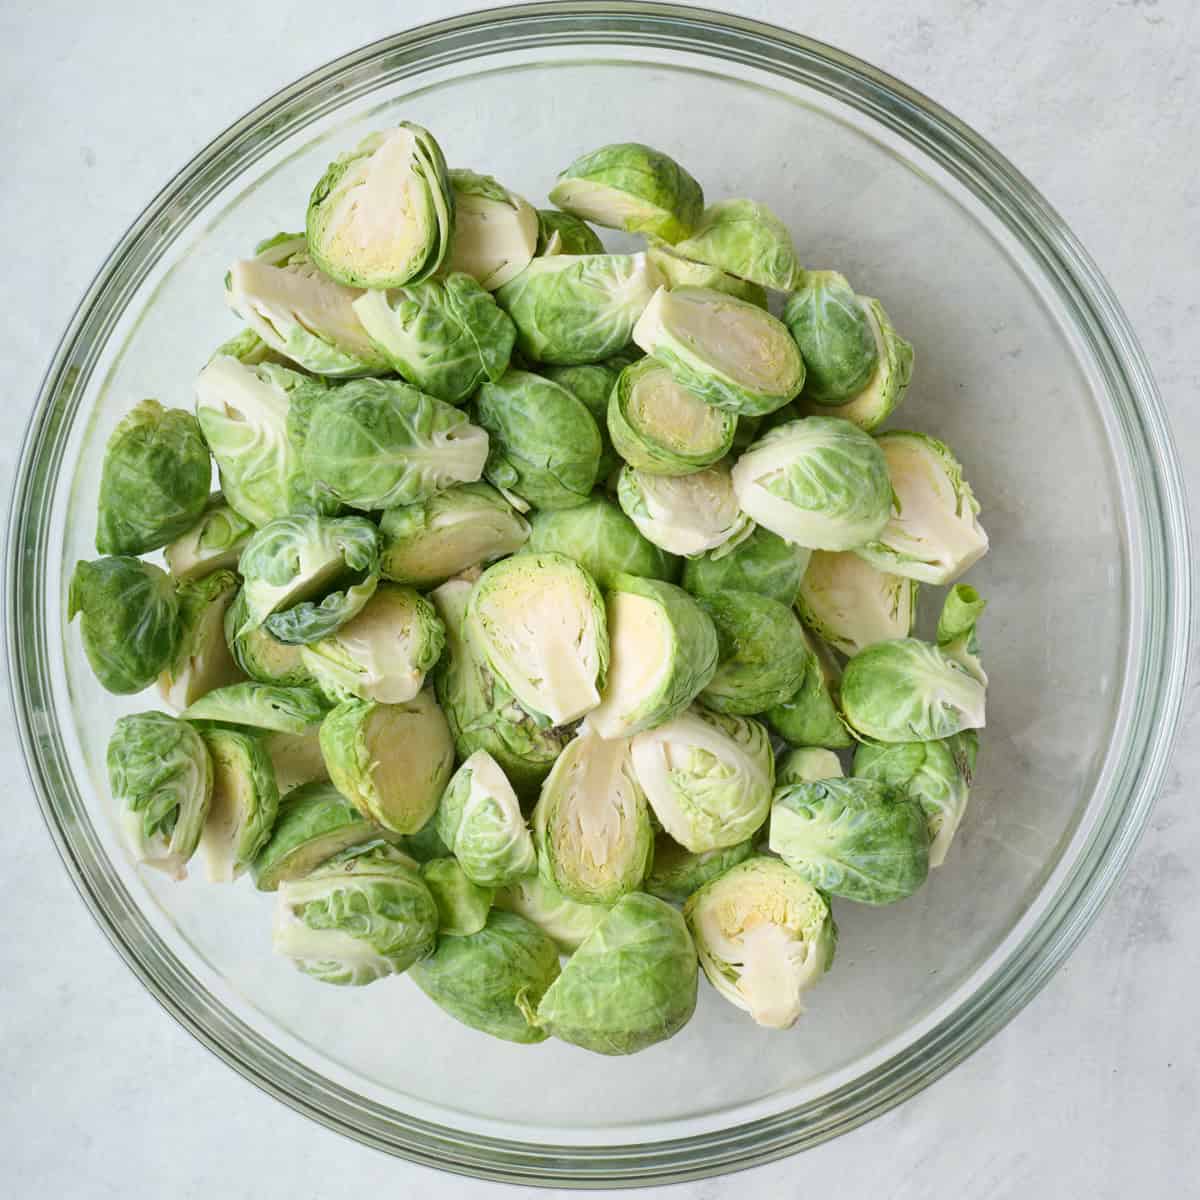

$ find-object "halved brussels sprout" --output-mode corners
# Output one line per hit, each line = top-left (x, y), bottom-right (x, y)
(251, 780), (385, 890)
(465, 554), (608, 727)
(107, 712), (212, 879)
(854, 431), (989, 584)
(526, 496), (678, 589)
(263, 726), (330, 795)
(538, 361), (624, 482)
(783, 271), (878, 405)
(765, 626), (853, 750)
(96, 399), (211, 556)
(474, 369), (601, 510)
(535, 208), (604, 256)
(225, 590), (313, 687)
(495, 254), (659, 365)
(411, 910), (560, 1044)
(537, 892), (698, 1055)
(644, 833), (755, 905)
(196, 726), (280, 883)
(684, 856), (835, 1029)
(492, 871), (610, 953)
(237, 513), (381, 645)
(672, 199), (803, 291)
(548, 143), (703, 243)
(797, 550), (918, 657)
(776, 747), (844, 788)
(854, 731), (977, 868)
(305, 123), (453, 288)
(445, 169), (538, 290)
(300, 584), (445, 704)
(617, 463), (752, 559)
(184, 681), (328, 733)
(646, 241), (768, 308)
(533, 732), (653, 905)
(697, 590), (810, 716)
(401, 810), (453, 863)
(158, 569), (243, 710)
(226, 233), (389, 377)
(681, 526), (811, 607)
(379, 483), (529, 587)
(69, 557), (181, 694)
(630, 707), (774, 853)
(633, 287), (805, 417)
(608, 357), (735, 475)
(769, 777), (930, 904)
(352, 273), (515, 405)
(273, 845), (438, 986)
(320, 691), (455, 834)
(421, 857), (494, 936)
(587, 573), (719, 739)
(435, 750), (537, 888)
(165, 495), (255, 581)
(731, 417), (892, 550)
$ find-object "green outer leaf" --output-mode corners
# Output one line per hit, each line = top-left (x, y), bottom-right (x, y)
(682, 526), (811, 607)
(938, 583), (988, 645)
(535, 209), (604, 256)
(420, 857), (494, 936)
(672, 199), (803, 291)
(184, 681), (328, 733)
(783, 271), (878, 404)
(644, 834), (754, 904)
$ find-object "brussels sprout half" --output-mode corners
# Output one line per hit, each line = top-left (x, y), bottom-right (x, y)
(644, 833), (755, 905)
(681, 526), (811, 607)
(165, 495), (255, 582)
(535, 209), (605, 256)
(797, 550), (918, 657)
(538, 360), (625, 482)
(776, 747), (844, 788)
(672, 199), (803, 292)
(646, 241), (768, 308)
(783, 271), (878, 405)
(158, 569), (244, 710)
(263, 726), (330, 795)
(445, 169), (538, 290)
(493, 872), (611, 953)
(617, 463), (752, 559)
(421, 857), (495, 936)
(225, 590), (313, 687)
(196, 726), (280, 883)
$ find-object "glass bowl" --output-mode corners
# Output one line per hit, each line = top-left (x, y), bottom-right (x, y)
(7, 2), (1190, 1187)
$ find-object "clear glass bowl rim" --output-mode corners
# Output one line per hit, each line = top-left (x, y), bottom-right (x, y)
(6, 2), (1191, 1187)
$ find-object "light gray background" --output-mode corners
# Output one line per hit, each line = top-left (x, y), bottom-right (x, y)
(2, 1), (1197, 1196)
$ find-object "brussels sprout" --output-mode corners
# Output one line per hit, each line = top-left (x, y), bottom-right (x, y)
(165, 495), (255, 581)
(474, 369), (601, 510)
(436, 750), (537, 888)
(196, 726), (280, 882)
(587, 574), (719, 739)
(765, 628), (854, 750)
(776, 747), (844, 788)
(237, 513), (381, 645)
(644, 833), (755, 905)
(782, 271), (878, 405)
(633, 287), (804, 417)
(533, 732), (653, 905)
(672, 199), (803, 291)
(630, 707), (774, 853)
(411, 910), (560, 1044)
(540, 361), (624, 481)
(854, 432), (989, 584)
(320, 691), (455, 834)
(224, 590), (313, 687)
(379, 483), (529, 587)
(645, 241), (768, 308)
(298, 378), (489, 512)
(272, 845), (438, 986)
(353, 274), (516, 404)
(465, 554), (608, 727)
(226, 233), (389, 377)
(769, 777), (929, 904)
(69, 557), (181, 694)
(684, 856), (835, 1029)
(305, 123), (453, 289)
(549, 143), (703, 242)
(430, 580), (569, 798)
(263, 726), (330, 794)
(107, 712), (212, 879)
(444, 169), (538, 290)
(193, 357), (315, 528)
(535, 208), (604, 256)
(608, 358), (735, 475)
(536, 892), (698, 1055)
(401, 810), (454, 863)
(681, 526), (811, 607)
(731, 417), (892, 550)
(697, 590), (810, 716)
(493, 872), (610, 953)
(95, 400), (211, 556)
(797, 550), (918, 657)
(158, 570), (243, 710)
(184, 681), (328, 733)
(300, 585), (445, 704)
(421, 858), (494, 936)
(616, 463), (752, 559)
(526, 496), (678, 589)
(252, 780), (385, 889)
(854, 731), (977, 868)
(495, 254), (659, 366)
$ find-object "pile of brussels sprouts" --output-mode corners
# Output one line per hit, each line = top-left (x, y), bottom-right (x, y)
(71, 127), (990, 1052)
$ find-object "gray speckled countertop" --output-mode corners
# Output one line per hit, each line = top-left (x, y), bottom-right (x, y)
(3, 1), (1197, 1195)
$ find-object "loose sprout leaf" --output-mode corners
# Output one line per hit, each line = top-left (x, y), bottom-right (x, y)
(184, 681), (329, 733)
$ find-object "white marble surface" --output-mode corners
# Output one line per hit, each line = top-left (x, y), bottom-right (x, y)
(2, 1), (1197, 1195)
